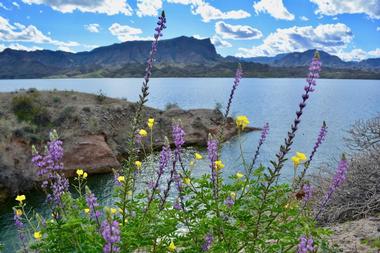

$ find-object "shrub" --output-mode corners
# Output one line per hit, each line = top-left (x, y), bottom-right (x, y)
(11, 12), (344, 253)
(165, 102), (179, 110)
(11, 94), (51, 127)
(96, 89), (106, 103)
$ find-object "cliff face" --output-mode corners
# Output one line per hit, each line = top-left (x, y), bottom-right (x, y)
(0, 36), (223, 78)
(0, 90), (257, 202)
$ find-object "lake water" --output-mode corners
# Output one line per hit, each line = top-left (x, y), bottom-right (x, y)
(0, 78), (379, 251)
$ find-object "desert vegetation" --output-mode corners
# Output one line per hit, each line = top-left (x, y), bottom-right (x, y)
(5, 11), (368, 253)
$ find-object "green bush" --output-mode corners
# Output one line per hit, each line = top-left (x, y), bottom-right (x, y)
(11, 94), (51, 127)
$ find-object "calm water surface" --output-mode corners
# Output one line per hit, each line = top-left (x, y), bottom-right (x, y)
(0, 78), (379, 251)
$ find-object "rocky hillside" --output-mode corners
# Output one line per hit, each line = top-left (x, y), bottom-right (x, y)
(0, 89), (257, 202)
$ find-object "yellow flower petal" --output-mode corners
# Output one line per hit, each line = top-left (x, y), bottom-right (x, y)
(76, 169), (84, 176)
(15, 209), (23, 216)
(135, 161), (142, 168)
(235, 115), (250, 130)
(214, 160), (225, 171)
(84, 208), (90, 214)
(111, 208), (117, 214)
(291, 156), (300, 166)
(138, 129), (148, 137)
(83, 172), (88, 179)
(15, 195), (26, 203)
(117, 176), (125, 183)
(296, 152), (307, 161)
(194, 153), (203, 160)
(34, 231), (42, 240)
(147, 118), (155, 129)
(168, 240), (176, 252)
(236, 172), (244, 179)
(183, 177), (191, 185)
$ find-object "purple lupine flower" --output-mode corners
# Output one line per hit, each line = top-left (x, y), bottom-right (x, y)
(251, 122), (270, 168)
(302, 184), (313, 202)
(173, 200), (181, 210)
(207, 138), (218, 195)
(172, 123), (185, 154)
(32, 131), (68, 205)
(144, 11), (166, 84)
(86, 189), (101, 222)
(101, 219), (120, 253)
(146, 142), (171, 211)
(224, 64), (243, 118)
(224, 196), (235, 208)
(271, 51), (321, 177)
(13, 210), (27, 251)
(297, 236), (314, 253)
(316, 155), (348, 220)
(309, 121), (328, 163)
(202, 233), (213, 251)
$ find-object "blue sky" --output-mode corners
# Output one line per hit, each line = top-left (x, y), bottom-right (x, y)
(0, 0), (379, 61)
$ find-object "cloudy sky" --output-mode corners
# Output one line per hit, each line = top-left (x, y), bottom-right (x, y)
(0, 0), (379, 61)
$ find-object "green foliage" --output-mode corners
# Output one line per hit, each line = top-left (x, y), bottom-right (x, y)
(165, 102), (179, 110)
(96, 89), (106, 103)
(11, 93), (51, 127)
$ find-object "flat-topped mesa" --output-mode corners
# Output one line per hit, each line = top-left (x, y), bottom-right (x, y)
(0, 90), (259, 202)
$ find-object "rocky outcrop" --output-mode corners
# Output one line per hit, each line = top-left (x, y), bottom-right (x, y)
(0, 90), (258, 202)
(328, 216), (380, 252)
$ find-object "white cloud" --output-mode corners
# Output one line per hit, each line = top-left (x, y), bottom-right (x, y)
(215, 21), (262, 40)
(21, 0), (133, 16)
(236, 23), (353, 57)
(0, 2), (10, 10)
(12, 2), (20, 8)
(14, 22), (26, 29)
(0, 43), (42, 52)
(211, 35), (232, 48)
(338, 48), (380, 61)
(310, 0), (380, 19)
(167, 0), (250, 22)
(192, 34), (206, 39)
(300, 16), (309, 21)
(377, 27), (380, 31)
(84, 23), (100, 33)
(57, 45), (74, 52)
(108, 23), (151, 41)
(253, 0), (295, 20)
(136, 0), (162, 17)
(0, 16), (79, 49)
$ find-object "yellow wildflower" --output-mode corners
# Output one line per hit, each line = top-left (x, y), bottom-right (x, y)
(83, 172), (88, 179)
(189, 160), (195, 166)
(168, 240), (176, 252)
(117, 176), (125, 183)
(111, 208), (117, 214)
(34, 231), (42, 240)
(194, 153), (203, 160)
(15, 195), (26, 204)
(138, 129), (148, 137)
(236, 172), (244, 179)
(84, 208), (90, 214)
(291, 156), (300, 167)
(135, 161), (142, 168)
(214, 160), (225, 171)
(235, 115), (250, 130)
(76, 169), (84, 176)
(15, 209), (23, 216)
(230, 192), (236, 199)
(184, 177), (191, 185)
(296, 152), (307, 161)
(147, 118), (155, 129)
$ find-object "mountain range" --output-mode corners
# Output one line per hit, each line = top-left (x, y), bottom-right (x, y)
(0, 36), (379, 79)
